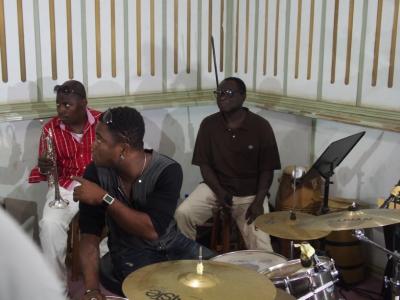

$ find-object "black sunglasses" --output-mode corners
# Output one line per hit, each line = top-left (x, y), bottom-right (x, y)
(213, 89), (238, 98)
(102, 109), (130, 142)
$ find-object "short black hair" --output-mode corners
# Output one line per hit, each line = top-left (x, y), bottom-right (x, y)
(223, 77), (246, 94)
(100, 107), (145, 150)
(54, 80), (87, 100)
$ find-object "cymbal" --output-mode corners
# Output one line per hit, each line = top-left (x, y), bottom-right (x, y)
(255, 211), (331, 240)
(299, 208), (400, 231)
(122, 260), (276, 300)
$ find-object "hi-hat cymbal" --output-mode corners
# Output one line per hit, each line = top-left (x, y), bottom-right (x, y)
(299, 208), (400, 231)
(255, 211), (331, 240)
(122, 260), (276, 300)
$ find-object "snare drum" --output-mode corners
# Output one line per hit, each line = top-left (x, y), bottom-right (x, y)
(211, 250), (287, 273)
(262, 256), (339, 300)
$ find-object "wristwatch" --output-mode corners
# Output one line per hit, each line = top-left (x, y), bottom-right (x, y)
(102, 193), (115, 207)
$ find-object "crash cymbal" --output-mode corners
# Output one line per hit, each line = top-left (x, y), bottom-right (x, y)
(122, 260), (276, 300)
(255, 211), (331, 240)
(299, 208), (400, 231)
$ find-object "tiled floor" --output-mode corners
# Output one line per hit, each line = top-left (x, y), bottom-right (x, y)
(68, 272), (384, 300)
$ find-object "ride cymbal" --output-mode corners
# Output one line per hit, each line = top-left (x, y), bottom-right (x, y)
(122, 260), (276, 300)
(299, 208), (400, 231)
(255, 211), (331, 240)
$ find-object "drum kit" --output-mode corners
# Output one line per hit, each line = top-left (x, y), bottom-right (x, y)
(119, 165), (400, 300)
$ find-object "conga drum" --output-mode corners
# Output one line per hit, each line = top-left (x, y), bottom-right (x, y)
(275, 166), (322, 213)
(275, 166), (322, 258)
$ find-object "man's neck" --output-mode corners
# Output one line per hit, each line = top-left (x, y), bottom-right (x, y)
(117, 150), (147, 184)
(222, 107), (247, 129)
(67, 114), (88, 134)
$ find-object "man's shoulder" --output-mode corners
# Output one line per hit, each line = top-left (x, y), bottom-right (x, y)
(88, 108), (102, 119)
(246, 110), (272, 128)
(200, 112), (221, 127)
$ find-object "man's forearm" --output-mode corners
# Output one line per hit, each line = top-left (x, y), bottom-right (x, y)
(80, 234), (101, 290)
(200, 165), (229, 199)
(254, 170), (274, 203)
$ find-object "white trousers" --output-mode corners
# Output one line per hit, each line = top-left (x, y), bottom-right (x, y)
(175, 183), (272, 251)
(39, 186), (79, 282)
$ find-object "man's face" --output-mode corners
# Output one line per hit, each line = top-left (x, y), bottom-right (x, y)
(56, 93), (87, 125)
(92, 122), (122, 167)
(215, 80), (245, 113)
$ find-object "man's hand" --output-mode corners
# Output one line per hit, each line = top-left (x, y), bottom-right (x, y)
(38, 156), (54, 175)
(216, 193), (233, 211)
(72, 176), (106, 205)
(245, 200), (264, 224)
(81, 289), (106, 300)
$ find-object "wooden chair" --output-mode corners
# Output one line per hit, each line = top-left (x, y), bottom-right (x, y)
(209, 208), (245, 254)
(66, 214), (81, 281)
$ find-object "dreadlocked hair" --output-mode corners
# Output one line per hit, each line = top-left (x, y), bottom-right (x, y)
(101, 106), (145, 150)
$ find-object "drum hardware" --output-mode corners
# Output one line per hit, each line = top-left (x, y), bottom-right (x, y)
(290, 166), (307, 259)
(39, 120), (69, 209)
(354, 229), (400, 300)
(122, 260), (277, 300)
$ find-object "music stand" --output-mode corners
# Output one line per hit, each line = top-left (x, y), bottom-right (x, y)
(298, 131), (366, 214)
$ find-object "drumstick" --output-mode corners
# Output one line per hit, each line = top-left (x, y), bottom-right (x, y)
(17, 0), (26, 81)
(330, 0), (339, 84)
(295, 0), (302, 79)
(0, 0), (7, 82)
(95, 0), (101, 78)
(307, 0), (314, 80)
(211, 36), (219, 87)
(136, 0), (142, 76)
(372, 0), (383, 86)
(263, 0), (269, 75)
(208, 0), (212, 72)
(388, 0), (399, 88)
(345, 0), (354, 85)
(49, 0), (58, 80)
(111, 0), (116, 77)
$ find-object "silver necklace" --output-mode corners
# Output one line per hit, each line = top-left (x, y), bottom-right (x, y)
(138, 153), (147, 183)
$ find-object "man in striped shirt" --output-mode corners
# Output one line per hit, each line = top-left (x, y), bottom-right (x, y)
(29, 80), (101, 285)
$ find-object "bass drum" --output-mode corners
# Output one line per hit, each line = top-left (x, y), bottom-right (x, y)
(211, 250), (287, 273)
(275, 165), (322, 214)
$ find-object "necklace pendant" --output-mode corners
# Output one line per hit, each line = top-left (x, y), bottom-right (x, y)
(138, 179), (142, 183)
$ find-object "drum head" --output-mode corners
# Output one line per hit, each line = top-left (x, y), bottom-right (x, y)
(262, 256), (331, 279)
(211, 250), (287, 273)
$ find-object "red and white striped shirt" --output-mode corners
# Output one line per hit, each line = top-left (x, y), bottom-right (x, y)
(29, 108), (102, 189)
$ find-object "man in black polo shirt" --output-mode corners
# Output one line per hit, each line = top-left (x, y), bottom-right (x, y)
(73, 107), (212, 300)
(175, 77), (281, 251)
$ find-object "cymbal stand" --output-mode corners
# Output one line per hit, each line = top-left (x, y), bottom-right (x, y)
(354, 229), (400, 299)
(289, 166), (306, 259)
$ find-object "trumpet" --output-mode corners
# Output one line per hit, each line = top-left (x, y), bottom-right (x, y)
(40, 120), (69, 209)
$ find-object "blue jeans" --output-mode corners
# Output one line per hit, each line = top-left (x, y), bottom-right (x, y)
(114, 232), (215, 282)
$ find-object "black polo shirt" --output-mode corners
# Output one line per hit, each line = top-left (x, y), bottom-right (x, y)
(192, 108), (281, 196)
